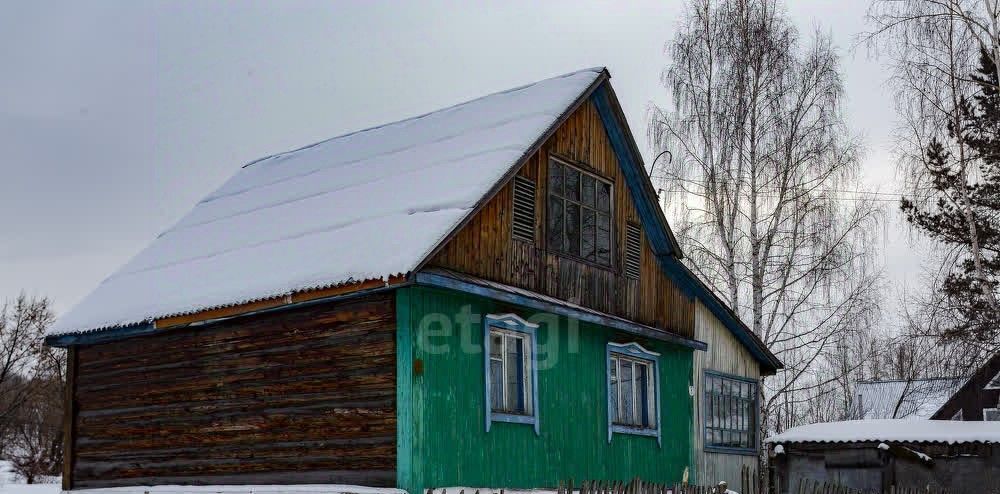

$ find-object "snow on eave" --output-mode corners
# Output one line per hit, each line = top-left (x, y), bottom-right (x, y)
(48, 274), (405, 337)
(766, 419), (1000, 445)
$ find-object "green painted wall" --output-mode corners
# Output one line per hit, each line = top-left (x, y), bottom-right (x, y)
(396, 286), (694, 493)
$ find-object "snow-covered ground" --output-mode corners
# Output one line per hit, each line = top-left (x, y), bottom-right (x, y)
(0, 485), (60, 494)
(0, 462), (59, 494)
(0, 461), (57, 494)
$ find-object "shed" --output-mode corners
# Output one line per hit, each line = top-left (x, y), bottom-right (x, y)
(767, 419), (1000, 493)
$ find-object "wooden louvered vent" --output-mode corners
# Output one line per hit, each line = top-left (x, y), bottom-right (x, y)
(625, 222), (642, 279)
(512, 175), (536, 242)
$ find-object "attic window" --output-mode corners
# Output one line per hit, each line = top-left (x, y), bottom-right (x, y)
(624, 223), (642, 279)
(512, 176), (536, 243)
(547, 157), (612, 266)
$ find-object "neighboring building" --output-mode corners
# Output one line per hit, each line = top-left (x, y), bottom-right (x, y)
(46, 68), (780, 493)
(853, 378), (966, 420)
(932, 351), (1000, 421)
(767, 420), (1000, 493)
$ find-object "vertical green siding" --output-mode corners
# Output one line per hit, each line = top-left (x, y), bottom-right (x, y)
(396, 286), (693, 493)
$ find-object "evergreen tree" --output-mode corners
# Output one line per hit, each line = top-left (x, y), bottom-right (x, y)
(901, 49), (1000, 346)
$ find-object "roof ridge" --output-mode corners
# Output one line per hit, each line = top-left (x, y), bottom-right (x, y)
(856, 377), (967, 384)
(241, 67), (607, 169)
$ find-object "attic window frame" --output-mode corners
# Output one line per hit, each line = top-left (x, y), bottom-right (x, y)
(546, 156), (614, 268)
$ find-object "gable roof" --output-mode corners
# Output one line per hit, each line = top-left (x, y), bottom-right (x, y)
(854, 378), (966, 420)
(49, 67), (608, 336)
(932, 350), (1000, 419)
(46, 67), (779, 373)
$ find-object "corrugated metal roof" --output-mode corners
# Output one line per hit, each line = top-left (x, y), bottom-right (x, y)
(767, 419), (1000, 444)
(854, 378), (966, 420)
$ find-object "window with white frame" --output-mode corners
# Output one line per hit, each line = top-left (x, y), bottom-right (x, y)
(484, 314), (539, 434)
(607, 342), (660, 443)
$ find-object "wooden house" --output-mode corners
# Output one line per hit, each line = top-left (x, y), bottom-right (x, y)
(932, 351), (1000, 421)
(46, 68), (781, 493)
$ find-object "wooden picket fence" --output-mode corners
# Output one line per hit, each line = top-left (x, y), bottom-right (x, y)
(794, 478), (952, 494)
(425, 465), (759, 494)
(556, 479), (719, 494)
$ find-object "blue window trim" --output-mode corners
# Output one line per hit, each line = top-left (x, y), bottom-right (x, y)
(702, 369), (759, 455)
(484, 313), (540, 435)
(606, 342), (661, 446)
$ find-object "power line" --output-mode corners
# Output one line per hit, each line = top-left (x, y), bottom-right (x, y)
(649, 175), (910, 203)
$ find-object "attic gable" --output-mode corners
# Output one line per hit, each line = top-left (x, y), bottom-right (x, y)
(428, 95), (696, 338)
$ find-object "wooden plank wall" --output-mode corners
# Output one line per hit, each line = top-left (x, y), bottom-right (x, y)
(70, 293), (397, 489)
(430, 99), (695, 338)
(691, 300), (760, 485)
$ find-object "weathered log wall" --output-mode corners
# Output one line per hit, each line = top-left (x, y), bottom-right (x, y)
(69, 293), (396, 489)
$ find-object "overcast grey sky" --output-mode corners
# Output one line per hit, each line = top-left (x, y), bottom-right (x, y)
(0, 1), (914, 329)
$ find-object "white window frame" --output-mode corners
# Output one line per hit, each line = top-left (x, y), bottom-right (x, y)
(483, 313), (539, 435)
(606, 342), (661, 445)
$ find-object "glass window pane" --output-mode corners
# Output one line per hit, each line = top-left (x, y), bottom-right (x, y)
(506, 335), (525, 414)
(621, 361), (633, 425)
(582, 209), (596, 261)
(637, 363), (649, 427)
(549, 160), (563, 197)
(582, 175), (596, 207)
(547, 196), (563, 252)
(565, 203), (580, 256)
(610, 358), (618, 423)
(596, 213), (611, 265)
(597, 181), (611, 212)
(490, 333), (503, 358)
(490, 358), (504, 411)
(565, 168), (580, 201)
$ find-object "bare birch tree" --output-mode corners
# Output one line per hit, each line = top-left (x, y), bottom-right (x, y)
(648, 0), (883, 432)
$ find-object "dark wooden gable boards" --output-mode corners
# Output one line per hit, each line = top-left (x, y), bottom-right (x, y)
(428, 88), (696, 339)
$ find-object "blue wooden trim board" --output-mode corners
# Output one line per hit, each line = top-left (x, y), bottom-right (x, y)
(413, 271), (707, 351)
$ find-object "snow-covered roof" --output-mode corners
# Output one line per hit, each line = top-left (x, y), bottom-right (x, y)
(767, 419), (1000, 445)
(48, 67), (606, 336)
(854, 378), (966, 420)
